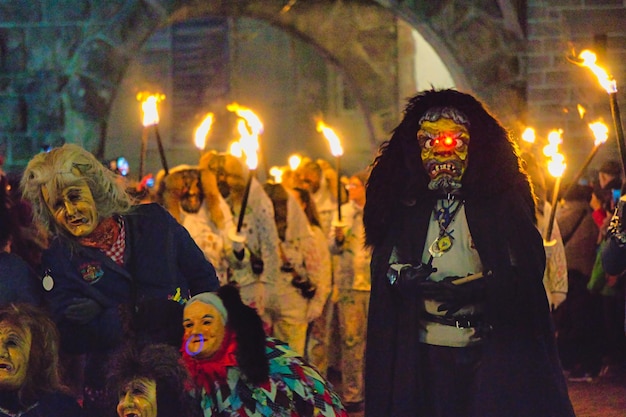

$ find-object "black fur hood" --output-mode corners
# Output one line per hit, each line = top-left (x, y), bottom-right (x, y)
(364, 88), (534, 247)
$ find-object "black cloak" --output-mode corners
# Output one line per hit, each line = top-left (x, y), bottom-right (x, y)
(363, 89), (575, 417)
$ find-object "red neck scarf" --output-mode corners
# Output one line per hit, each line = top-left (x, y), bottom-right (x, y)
(182, 328), (238, 394)
(78, 216), (119, 250)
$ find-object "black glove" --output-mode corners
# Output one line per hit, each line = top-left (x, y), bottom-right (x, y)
(386, 263), (437, 287)
(63, 298), (103, 324)
(416, 275), (485, 316)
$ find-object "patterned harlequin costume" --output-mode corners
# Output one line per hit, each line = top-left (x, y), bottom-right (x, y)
(181, 285), (347, 417)
(185, 337), (346, 417)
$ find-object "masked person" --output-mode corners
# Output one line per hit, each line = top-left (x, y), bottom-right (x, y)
(290, 187), (333, 374)
(20, 144), (220, 417)
(0, 303), (84, 417)
(295, 159), (341, 236)
(521, 152), (568, 311)
(363, 89), (574, 417)
(157, 164), (236, 282)
(327, 170), (372, 412)
(107, 343), (201, 417)
(203, 152), (280, 326)
(181, 284), (347, 417)
(263, 182), (323, 356)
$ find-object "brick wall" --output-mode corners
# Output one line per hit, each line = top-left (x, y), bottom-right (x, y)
(526, 0), (626, 179)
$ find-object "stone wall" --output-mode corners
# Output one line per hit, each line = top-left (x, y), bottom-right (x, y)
(0, 0), (525, 174)
(2, 0), (624, 177)
(526, 0), (626, 177)
(0, 1), (164, 170)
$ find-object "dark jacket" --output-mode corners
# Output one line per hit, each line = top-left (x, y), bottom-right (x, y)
(601, 235), (626, 276)
(556, 199), (598, 277)
(0, 252), (43, 306)
(0, 392), (84, 417)
(41, 203), (219, 353)
(365, 187), (574, 417)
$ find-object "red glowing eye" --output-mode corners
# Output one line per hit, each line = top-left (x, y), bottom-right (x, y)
(444, 136), (454, 146)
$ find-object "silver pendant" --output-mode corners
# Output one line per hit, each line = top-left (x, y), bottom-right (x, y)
(42, 273), (54, 291)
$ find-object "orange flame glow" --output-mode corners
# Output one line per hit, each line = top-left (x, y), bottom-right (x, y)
(543, 129), (566, 178)
(521, 127), (536, 144)
(588, 120), (609, 146)
(576, 50), (617, 94)
(317, 121), (343, 157)
(543, 129), (563, 158)
(137, 93), (165, 127)
(269, 166), (284, 183)
(288, 154), (302, 171)
(229, 141), (243, 158)
(194, 113), (214, 151)
(227, 103), (262, 170)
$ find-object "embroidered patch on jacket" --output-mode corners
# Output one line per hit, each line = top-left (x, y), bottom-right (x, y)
(79, 262), (104, 284)
(168, 287), (190, 305)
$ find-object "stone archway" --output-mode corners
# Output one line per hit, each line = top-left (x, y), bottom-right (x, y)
(0, 0), (525, 169)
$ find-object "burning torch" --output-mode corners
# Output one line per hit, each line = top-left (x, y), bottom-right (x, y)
(564, 120), (609, 197)
(194, 113), (214, 158)
(544, 130), (566, 243)
(137, 92), (168, 180)
(317, 120), (344, 222)
(571, 50), (626, 175)
(227, 103), (263, 234)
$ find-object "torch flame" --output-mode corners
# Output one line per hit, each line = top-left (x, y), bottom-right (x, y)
(521, 127), (536, 144)
(541, 129), (566, 178)
(588, 120), (609, 146)
(227, 103), (262, 170)
(229, 141), (243, 158)
(547, 153), (566, 178)
(227, 103), (264, 137)
(317, 121), (343, 157)
(137, 93), (165, 127)
(194, 113), (214, 151)
(543, 129), (563, 158)
(576, 50), (618, 94)
(288, 154), (302, 171)
(269, 166), (284, 183)
(577, 104), (586, 119)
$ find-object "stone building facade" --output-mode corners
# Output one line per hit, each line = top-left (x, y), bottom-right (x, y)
(0, 0), (624, 179)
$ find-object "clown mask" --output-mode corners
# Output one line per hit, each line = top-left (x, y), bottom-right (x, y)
(183, 301), (226, 359)
(418, 116), (470, 193)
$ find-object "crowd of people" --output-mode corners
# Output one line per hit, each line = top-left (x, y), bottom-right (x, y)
(1, 88), (626, 417)
(0, 136), (370, 415)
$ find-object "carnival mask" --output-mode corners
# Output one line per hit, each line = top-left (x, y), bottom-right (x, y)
(0, 322), (31, 390)
(172, 170), (203, 214)
(208, 155), (246, 200)
(418, 116), (470, 193)
(116, 377), (158, 417)
(42, 179), (99, 237)
(183, 301), (226, 359)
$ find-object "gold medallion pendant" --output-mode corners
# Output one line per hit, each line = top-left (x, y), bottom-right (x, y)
(428, 234), (453, 258)
(436, 235), (452, 252)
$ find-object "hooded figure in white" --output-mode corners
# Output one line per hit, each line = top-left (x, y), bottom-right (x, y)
(264, 182), (323, 356)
